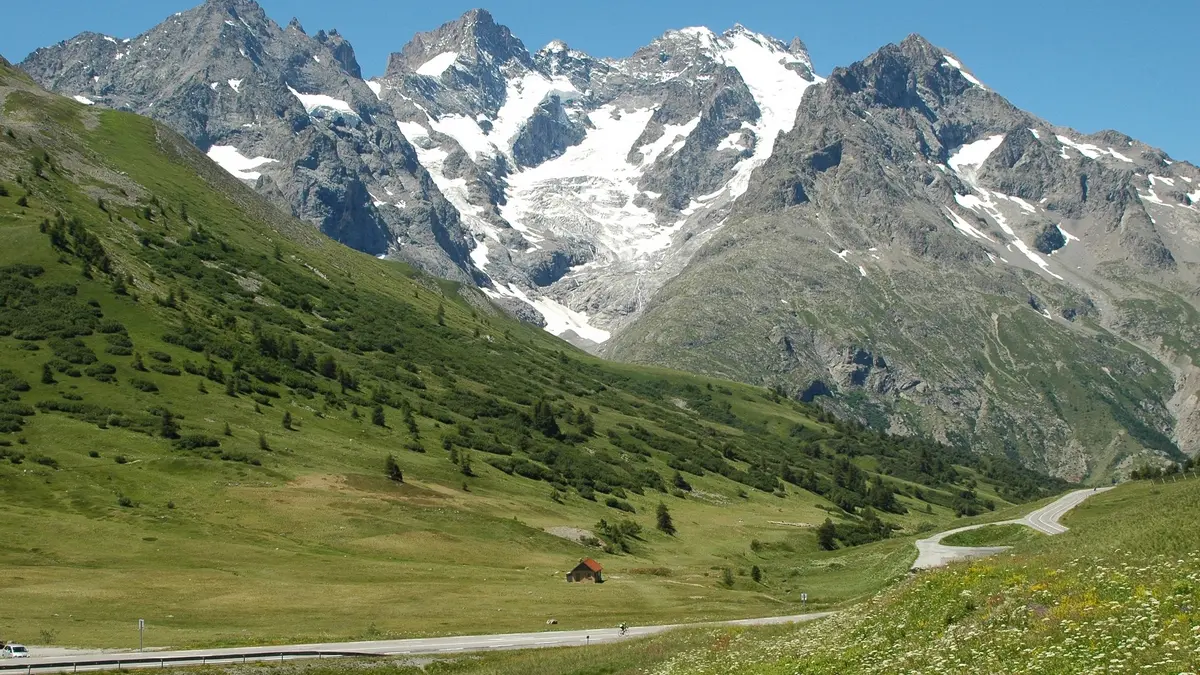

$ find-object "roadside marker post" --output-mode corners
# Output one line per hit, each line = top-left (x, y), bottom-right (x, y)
(801, 593), (808, 607)
(138, 619), (145, 653)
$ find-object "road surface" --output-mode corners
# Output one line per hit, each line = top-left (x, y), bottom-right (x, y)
(2, 613), (833, 674)
(912, 488), (1111, 570)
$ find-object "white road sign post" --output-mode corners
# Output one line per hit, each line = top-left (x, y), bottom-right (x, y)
(139, 619), (145, 652)
(801, 592), (808, 607)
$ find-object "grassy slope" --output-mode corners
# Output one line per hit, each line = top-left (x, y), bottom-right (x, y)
(126, 480), (1200, 674)
(621, 479), (1199, 674)
(940, 523), (1043, 547)
(0, 65), (1059, 649)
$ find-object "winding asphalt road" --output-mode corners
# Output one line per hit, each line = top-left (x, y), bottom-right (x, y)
(912, 488), (1111, 570)
(2, 613), (833, 674)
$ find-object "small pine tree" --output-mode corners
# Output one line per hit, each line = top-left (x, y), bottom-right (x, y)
(459, 450), (474, 477)
(318, 354), (338, 379)
(817, 518), (837, 551)
(532, 399), (560, 438)
(282, 411), (293, 430)
(258, 432), (270, 451)
(578, 411), (595, 436)
(385, 454), (403, 483)
(225, 377), (236, 397)
(16, 195), (28, 208)
(350, 407), (360, 420)
(371, 405), (386, 427)
(751, 565), (762, 583)
(672, 471), (692, 492)
(160, 410), (180, 440)
(720, 567), (735, 588)
(655, 502), (676, 536)
(41, 362), (55, 385)
(132, 352), (146, 372)
(436, 303), (445, 326)
(223, 422), (232, 437)
(197, 380), (208, 394)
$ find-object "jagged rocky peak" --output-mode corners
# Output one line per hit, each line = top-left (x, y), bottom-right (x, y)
(533, 39), (601, 82)
(826, 33), (989, 110)
(385, 8), (533, 78)
(313, 29), (363, 79)
(194, 0), (273, 32)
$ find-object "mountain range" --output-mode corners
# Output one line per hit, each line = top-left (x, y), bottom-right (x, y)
(20, 0), (1200, 480)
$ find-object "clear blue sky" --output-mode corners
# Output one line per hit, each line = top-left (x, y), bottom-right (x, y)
(3, 0), (1197, 162)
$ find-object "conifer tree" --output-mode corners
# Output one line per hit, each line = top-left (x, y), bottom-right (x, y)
(655, 502), (676, 536)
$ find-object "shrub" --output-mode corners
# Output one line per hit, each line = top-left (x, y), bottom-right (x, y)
(605, 496), (636, 513)
(720, 567), (735, 588)
(117, 495), (135, 508)
(33, 455), (59, 469)
(817, 518), (838, 550)
(129, 378), (158, 393)
(49, 337), (97, 365)
(88, 450), (100, 458)
(114, 455), (129, 464)
(173, 435), (220, 451)
(385, 454), (403, 482)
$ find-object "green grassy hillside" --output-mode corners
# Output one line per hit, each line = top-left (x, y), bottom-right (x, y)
(940, 523), (1043, 547)
(148, 480), (1198, 675)
(558, 478), (1197, 674)
(0, 63), (1061, 649)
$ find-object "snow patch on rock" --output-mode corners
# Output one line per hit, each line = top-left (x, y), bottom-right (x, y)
(287, 86), (356, 117)
(207, 145), (278, 180)
(416, 51), (459, 78)
(942, 54), (985, 88)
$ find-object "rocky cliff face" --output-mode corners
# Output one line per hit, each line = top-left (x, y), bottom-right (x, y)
(22, 5), (1200, 478)
(20, 0), (476, 280)
(608, 36), (1200, 479)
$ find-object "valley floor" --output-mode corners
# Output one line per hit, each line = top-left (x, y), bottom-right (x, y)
(90, 479), (1193, 675)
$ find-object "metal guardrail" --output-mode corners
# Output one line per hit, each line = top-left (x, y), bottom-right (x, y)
(0, 651), (375, 674)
